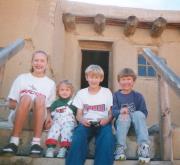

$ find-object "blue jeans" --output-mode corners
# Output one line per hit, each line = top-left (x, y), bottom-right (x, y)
(115, 111), (149, 148)
(66, 124), (115, 165)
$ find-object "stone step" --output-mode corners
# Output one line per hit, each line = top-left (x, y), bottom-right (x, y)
(0, 124), (160, 159)
(0, 99), (161, 159)
(0, 156), (174, 165)
(0, 99), (9, 121)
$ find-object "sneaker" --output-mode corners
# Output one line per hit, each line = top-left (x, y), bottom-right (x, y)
(45, 147), (55, 158)
(137, 143), (150, 163)
(29, 144), (43, 157)
(2, 143), (18, 155)
(56, 147), (67, 158)
(114, 145), (126, 160)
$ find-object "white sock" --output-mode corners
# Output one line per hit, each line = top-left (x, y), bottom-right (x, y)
(31, 137), (41, 145)
(10, 136), (19, 146)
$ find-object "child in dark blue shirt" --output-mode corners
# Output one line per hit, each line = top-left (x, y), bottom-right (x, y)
(112, 68), (150, 163)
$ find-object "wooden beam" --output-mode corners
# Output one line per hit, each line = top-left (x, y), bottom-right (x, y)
(0, 65), (5, 97)
(79, 40), (112, 51)
(94, 14), (106, 34)
(74, 15), (180, 29)
(143, 48), (180, 97)
(62, 13), (76, 32)
(151, 17), (167, 37)
(0, 39), (25, 67)
(158, 75), (173, 161)
(124, 16), (139, 36)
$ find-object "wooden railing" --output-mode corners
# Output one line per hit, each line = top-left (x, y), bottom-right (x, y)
(143, 48), (180, 161)
(0, 39), (25, 95)
(0, 39), (25, 67)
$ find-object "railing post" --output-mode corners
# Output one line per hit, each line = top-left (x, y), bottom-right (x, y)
(158, 74), (173, 161)
(0, 65), (5, 96)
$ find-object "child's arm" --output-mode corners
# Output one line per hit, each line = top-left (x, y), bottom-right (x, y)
(76, 109), (91, 127)
(69, 104), (77, 116)
(8, 99), (17, 110)
(112, 93), (121, 118)
(100, 108), (113, 126)
(44, 108), (53, 130)
(136, 93), (148, 117)
(119, 105), (129, 121)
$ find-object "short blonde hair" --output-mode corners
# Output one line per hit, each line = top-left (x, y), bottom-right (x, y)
(56, 80), (74, 96)
(117, 68), (137, 82)
(85, 64), (104, 79)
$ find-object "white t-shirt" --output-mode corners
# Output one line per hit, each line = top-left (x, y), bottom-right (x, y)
(8, 73), (56, 108)
(73, 87), (113, 121)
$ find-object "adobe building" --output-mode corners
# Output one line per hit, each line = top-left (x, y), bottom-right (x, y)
(0, 0), (179, 163)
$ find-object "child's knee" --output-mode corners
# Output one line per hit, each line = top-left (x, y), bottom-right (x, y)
(133, 111), (145, 119)
(20, 95), (32, 104)
(34, 95), (46, 107)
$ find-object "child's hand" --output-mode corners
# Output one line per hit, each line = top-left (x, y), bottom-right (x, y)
(119, 107), (129, 121)
(80, 118), (91, 127)
(120, 106), (129, 114)
(100, 118), (109, 126)
(44, 115), (53, 130)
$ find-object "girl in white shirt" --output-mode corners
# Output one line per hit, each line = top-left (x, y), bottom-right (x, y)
(2, 50), (56, 156)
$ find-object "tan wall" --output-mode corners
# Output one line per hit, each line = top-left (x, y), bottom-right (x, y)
(64, 23), (180, 127)
(0, 0), (65, 97)
(0, 0), (179, 128)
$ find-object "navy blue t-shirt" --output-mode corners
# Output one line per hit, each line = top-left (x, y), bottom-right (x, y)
(112, 90), (148, 118)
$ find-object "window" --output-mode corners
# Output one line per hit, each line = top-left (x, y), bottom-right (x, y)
(138, 54), (156, 77)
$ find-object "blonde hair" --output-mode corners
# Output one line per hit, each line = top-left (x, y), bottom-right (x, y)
(30, 50), (48, 73)
(85, 64), (104, 79)
(117, 68), (137, 81)
(56, 80), (74, 97)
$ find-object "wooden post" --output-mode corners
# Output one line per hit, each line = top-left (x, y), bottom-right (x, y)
(151, 17), (167, 37)
(158, 74), (173, 160)
(62, 13), (76, 32)
(124, 16), (138, 36)
(94, 14), (106, 34)
(0, 65), (5, 97)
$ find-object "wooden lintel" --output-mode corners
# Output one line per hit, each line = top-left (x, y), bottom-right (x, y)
(151, 17), (167, 37)
(124, 16), (139, 36)
(62, 13), (76, 32)
(94, 14), (106, 34)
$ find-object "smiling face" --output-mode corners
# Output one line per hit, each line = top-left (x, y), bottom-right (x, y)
(118, 76), (134, 93)
(58, 83), (72, 99)
(31, 52), (48, 77)
(86, 72), (103, 89)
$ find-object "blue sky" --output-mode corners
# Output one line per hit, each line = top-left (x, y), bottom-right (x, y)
(69, 0), (180, 11)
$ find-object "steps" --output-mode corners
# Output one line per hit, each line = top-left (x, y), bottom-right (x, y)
(0, 156), (175, 165)
(0, 99), (164, 161)
(0, 126), (161, 159)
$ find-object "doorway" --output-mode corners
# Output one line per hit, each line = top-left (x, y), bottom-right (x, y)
(81, 50), (110, 88)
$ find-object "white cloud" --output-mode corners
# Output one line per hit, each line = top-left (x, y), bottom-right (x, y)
(69, 0), (180, 11)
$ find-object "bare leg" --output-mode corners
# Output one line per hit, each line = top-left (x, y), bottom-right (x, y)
(12, 95), (32, 137)
(33, 95), (46, 138)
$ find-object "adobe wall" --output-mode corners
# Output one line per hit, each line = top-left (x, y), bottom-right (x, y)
(0, 0), (179, 127)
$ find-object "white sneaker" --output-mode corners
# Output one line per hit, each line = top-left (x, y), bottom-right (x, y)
(56, 147), (67, 158)
(138, 143), (150, 163)
(114, 145), (126, 161)
(45, 147), (55, 158)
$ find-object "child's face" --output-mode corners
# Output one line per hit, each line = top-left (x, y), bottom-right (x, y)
(86, 73), (103, 89)
(58, 83), (72, 99)
(119, 76), (134, 92)
(31, 53), (47, 75)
